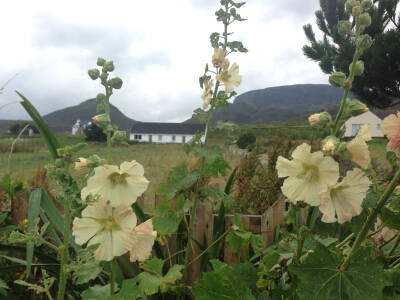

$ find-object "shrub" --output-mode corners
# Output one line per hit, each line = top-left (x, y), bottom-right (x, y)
(236, 132), (256, 149)
(83, 123), (107, 142)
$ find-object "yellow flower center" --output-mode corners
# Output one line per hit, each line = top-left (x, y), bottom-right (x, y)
(108, 172), (129, 185)
(330, 185), (349, 198)
(297, 163), (319, 181)
(101, 216), (120, 231)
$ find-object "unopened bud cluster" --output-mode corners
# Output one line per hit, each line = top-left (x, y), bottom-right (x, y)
(88, 57), (123, 91)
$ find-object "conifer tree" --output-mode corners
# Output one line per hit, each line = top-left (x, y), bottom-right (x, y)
(303, 0), (400, 108)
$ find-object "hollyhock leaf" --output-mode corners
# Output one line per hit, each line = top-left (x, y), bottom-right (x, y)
(109, 278), (144, 300)
(153, 211), (181, 235)
(379, 206), (400, 230)
(163, 264), (184, 283)
(137, 273), (162, 295)
(289, 243), (390, 300)
(140, 258), (163, 276)
(82, 284), (111, 300)
(73, 260), (102, 285)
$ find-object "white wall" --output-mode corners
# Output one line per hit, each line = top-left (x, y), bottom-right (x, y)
(344, 111), (383, 137)
(129, 133), (206, 143)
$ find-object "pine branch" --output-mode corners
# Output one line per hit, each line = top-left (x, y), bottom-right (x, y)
(303, 24), (316, 43)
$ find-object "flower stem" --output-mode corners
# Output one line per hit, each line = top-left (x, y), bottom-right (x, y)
(187, 231), (228, 266)
(336, 233), (355, 249)
(110, 259), (116, 295)
(104, 86), (112, 162)
(341, 167), (400, 270)
(57, 200), (71, 300)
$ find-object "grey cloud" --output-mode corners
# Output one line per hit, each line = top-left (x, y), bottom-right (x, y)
(263, 1), (319, 22)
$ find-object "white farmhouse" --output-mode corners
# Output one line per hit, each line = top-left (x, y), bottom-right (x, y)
(130, 122), (207, 143)
(344, 111), (383, 138)
(72, 119), (92, 135)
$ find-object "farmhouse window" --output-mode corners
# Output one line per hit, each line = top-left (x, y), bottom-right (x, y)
(377, 124), (381, 130)
(352, 124), (362, 136)
(172, 135), (176, 141)
(134, 134), (142, 140)
(182, 136), (186, 143)
(158, 135), (162, 141)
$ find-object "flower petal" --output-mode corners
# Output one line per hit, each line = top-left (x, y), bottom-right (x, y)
(72, 217), (102, 245)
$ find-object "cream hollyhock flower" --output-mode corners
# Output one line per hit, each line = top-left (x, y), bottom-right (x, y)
(346, 124), (371, 169)
(216, 63), (242, 93)
(276, 143), (339, 206)
(212, 48), (230, 69)
(72, 203), (138, 261)
(129, 219), (157, 262)
(319, 168), (371, 224)
(382, 112), (400, 156)
(81, 160), (149, 207)
(201, 79), (214, 109)
(308, 113), (321, 126)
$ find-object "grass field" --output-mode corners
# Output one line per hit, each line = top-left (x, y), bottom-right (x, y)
(0, 130), (390, 211)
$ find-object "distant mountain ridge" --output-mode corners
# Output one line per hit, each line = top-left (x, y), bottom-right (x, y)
(213, 84), (351, 124)
(43, 99), (136, 131)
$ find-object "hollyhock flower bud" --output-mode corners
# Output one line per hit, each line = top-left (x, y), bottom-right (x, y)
(361, 0), (372, 9)
(352, 5), (362, 16)
(348, 99), (369, 116)
(308, 112), (332, 126)
(103, 61), (115, 72)
(97, 57), (106, 66)
(322, 136), (339, 154)
(338, 20), (352, 36)
(92, 113), (110, 128)
(350, 60), (365, 76)
(88, 69), (100, 80)
(356, 34), (373, 51)
(100, 72), (108, 82)
(108, 77), (123, 89)
(87, 154), (102, 168)
(359, 13), (372, 28)
(346, 0), (357, 11)
(96, 93), (106, 102)
(329, 72), (347, 88)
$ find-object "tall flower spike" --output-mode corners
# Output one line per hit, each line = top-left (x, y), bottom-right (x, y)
(276, 143), (339, 206)
(72, 203), (138, 261)
(382, 112), (400, 157)
(216, 63), (242, 93)
(81, 160), (149, 207)
(319, 168), (371, 224)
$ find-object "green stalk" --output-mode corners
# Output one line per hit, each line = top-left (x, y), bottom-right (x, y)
(104, 86), (112, 161)
(57, 200), (71, 300)
(110, 259), (116, 295)
(336, 233), (355, 249)
(341, 167), (400, 270)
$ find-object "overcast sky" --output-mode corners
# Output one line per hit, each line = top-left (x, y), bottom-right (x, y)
(0, 0), (328, 122)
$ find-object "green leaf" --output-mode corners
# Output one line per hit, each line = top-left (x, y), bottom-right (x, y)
(379, 206), (400, 230)
(82, 284), (111, 300)
(73, 260), (102, 285)
(0, 278), (9, 293)
(210, 32), (220, 48)
(26, 189), (42, 278)
(227, 41), (248, 53)
(224, 167), (237, 195)
(0, 225), (17, 235)
(109, 278), (144, 300)
(153, 210), (181, 235)
(0, 213), (7, 224)
(16, 91), (60, 160)
(289, 243), (391, 300)
(192, 261), (257, 299)
(136, 260), (183, 295)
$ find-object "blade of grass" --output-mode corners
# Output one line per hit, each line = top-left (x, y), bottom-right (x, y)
(212, 201), (225, 258)
(16, 91), (60, 160)
(224, 167), (237, 195)
(26, 189), (42, 278)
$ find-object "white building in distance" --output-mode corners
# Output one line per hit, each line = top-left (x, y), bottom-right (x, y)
(344, 111), (383, 138)
(130, 122), (207, 144)
(72, 119), (92, 135)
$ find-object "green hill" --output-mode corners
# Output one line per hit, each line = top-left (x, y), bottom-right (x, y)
(213, 84), (350, 124)
(43, 99), (136, 131)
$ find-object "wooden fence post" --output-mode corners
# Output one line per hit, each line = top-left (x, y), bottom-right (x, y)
(261, 197), (286, 247)
(187, 201), (214, 285)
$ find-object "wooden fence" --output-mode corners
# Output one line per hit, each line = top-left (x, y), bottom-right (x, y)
(136, 195), (291, 284)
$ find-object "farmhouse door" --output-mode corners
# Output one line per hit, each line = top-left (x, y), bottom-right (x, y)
(149, 135), (152, 142)
(182, 136), (186, 143)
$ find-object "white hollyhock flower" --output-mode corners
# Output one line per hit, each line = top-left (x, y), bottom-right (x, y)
(276, 143), (339, 206)
(72, 203), (138, 261)
(216, 63), (242, 93)
(319, 168), (371, 224)
(201, 79), (214, 109)
(346, 124), (371, 169)
(81, 160), (149, 207)
(128, 219), (157, 262)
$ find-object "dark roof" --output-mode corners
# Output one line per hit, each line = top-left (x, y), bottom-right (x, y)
(131, 122), (206, 135)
